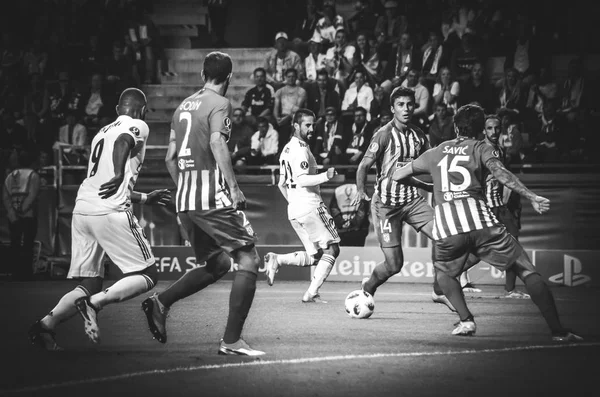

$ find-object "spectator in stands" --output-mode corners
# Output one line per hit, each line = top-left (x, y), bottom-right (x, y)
(347, 0), (379, 40)
(526, 65), (558, 118)
(3, 150), (40, 280)
(401, 68), (430, 128)
(498, 67), (526, 113)
(47, 71), (81, 142)
(314, 1), (345, 48)
(291, 0), (319, 58)
(53, 109), (89, 166)
(78, 34), (104, 80)
(304, 34), (327, 83)
(428, 102), (454, 147)
(249, 117), (279, 165)
(329, 183), (371, 247)
(105, 40), (136, 94)
(342, 106), (374, 167)
(1, 112), (31, 172)
(208, 0), (231, 47)
(369, 85), (390, 124)
(559, 57), (588, 137)
(325, 27), (356, 92)
(242, 67), (275, 128)
(433, 66), (460, 114)
(374, 1), (408, 48)
(498, 108), (524, 164)
(229, 108), (254, 166)
(381, 32), (419, 93)
(23, 73), (49, 149)
(341, 70), (373, 122)
(274, 68), (307, 150)
(379, 110), (393, 127)
(264, 32), (304, 90)
(23, 38), (48, 78)
(124, 0), (159, 84)
(450, 32), (481, 83)
(420, 30), (447, 92)
(353, 31), (385, 88)
(503, 19), (542, 86)
(305, 68), (341, 122)
(80, 73), (115, 130)
(459, 61), (497, 113)
(533, 100), (562, 163)
(314, 106), (345, 165)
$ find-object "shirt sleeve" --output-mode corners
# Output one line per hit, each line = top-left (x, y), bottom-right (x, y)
(290, 145), (312, 178)
(451, 81), (460, 96)
(433, 83), (441, 96)
(127, 119), (149, 144)
(477, 141), (499, 167)
(363, 129), (389, 159)
(412, 148), (433, 174)
(209, 98), (233, 140)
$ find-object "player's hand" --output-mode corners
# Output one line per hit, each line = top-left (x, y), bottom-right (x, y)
(99, 175), (125, 199)
(146, 189), (171, 206)
(531, 195), (550, 214)
(326, 167), (337, 179)
(351, 190), (371, 206)
(230, 187), (247, 210)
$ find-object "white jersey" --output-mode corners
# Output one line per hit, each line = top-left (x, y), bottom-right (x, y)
(279, 136), (323, 219)
(74, 115), (149, 215)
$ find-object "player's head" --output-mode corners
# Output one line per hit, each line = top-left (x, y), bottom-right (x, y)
(453, 104), (485, 139)
(292, 108), (315, 142)
(202, 51), (233, 95)
(116, 88), (147, 120)
(390, 86), (415, 125)
(484, 114), (501, 145)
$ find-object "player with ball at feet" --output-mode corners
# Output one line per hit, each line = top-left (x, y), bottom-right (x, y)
(264, 109), (341, 303)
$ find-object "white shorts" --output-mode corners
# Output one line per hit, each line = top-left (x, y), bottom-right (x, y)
(68, 211), (154, 278)
(290, 204), (340, 256)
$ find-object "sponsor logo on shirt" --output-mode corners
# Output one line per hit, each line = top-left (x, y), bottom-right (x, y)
(178, 159), (195, 170)
(443, 191), (470, 201)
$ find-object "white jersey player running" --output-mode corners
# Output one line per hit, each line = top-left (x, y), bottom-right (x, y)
(28, 88), (170, 350)
(264, 109), (340, 303)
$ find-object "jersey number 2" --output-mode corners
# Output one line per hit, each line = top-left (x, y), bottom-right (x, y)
(178, 111), (193, 157)
(437, 155), (471, 192)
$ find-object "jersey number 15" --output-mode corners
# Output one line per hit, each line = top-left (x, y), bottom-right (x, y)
(437, 155), (471, 192)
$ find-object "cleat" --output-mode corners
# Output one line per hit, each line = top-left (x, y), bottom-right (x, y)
(503, 290), (530, 299)
(28, 321), (63, 351)
(302, 291), (327, 303)
(264, 253), (279, 286)
(218, 338), (265, 356)
(463, 283), (482, 293)
(552, 330), (584, 343)
(431, 291), (457, 312)
(452, 320), (476, 336)
(142, 293), (168, 343)
(75, 297), (100, 343)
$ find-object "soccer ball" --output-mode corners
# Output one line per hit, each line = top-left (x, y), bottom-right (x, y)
(344, 290), (375, 319)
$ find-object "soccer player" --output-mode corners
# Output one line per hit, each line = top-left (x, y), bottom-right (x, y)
(391, 104), (582, 341)
(354, 86), (460, 311)
(142, 51), (265, 356)
(264, 109), (340, 303)
(28, 88), (170, 349)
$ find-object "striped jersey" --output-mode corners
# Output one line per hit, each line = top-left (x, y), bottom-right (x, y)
(411, 137), (501, 240)
(279, 136), (323, 219)
(74, 115), (149, 215)
(171, 88), (233, 212)
(483, 138), (506, 208)
(364, 121), (429, 206)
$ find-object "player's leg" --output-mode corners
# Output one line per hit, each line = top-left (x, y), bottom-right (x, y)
(362, 195), (405, 296)
(497, 207), (529, 298)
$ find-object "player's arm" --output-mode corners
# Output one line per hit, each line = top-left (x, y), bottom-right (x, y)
(296, 168), (336, 187)
(131, 189), (171, 206)
(486, 157), (550, 214)
(99, 133), (135, 199)
(164, 128), (178, 185)
(355, 150), (376, 203)
(211, 131), (246, 209)
(277, 171), (289, 202)
(20, 172), (41, 214)
(2, 181), (17, 223)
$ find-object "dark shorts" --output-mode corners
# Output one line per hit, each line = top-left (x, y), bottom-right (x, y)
(433, 225), (526, 277)
(491, 206), (519, 237)
(179, 207), (257, 263)
(372, 194), (434, 248)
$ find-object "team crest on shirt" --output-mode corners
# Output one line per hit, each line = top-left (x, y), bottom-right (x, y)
(129, 126), (140, 136)
(444, 192), (454, 201)
(369, 142), (379, 152)
(223, 117), (232, 131)
(383, 233), (390, 242)
(300, 161), (309, 170)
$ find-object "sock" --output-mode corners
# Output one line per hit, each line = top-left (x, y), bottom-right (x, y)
(437, 271), (472, 321)
(523, 273), (564, 333)
(505, 266), (517, 292)
(306, 254), (336, 296)
(90, 275), (154, 310)
(41, 287), (87, 330)
(364, 260), (399, 296)
(223, 270), (257, 344)
(276, 251), (314, 266)
(159, 265), (222, 308)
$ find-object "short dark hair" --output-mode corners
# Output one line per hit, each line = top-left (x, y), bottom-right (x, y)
(253, 67), (266, 76)
(256, 117), (269, 126)
(454, 104), (485, 138)
(390, 86), (415, 105)
(485, 113), (501, 124)
(203, 51), (232, 84)
(285, 68), (298, 77)
(293, 108), (315, 126)
(354, 106), (367, 116)
(233, 107), (245, 115)
(316, 68), (328, 79)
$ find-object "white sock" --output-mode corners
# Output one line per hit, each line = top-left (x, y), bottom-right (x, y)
(276, 251), (315, 267)
(307, 254), (336, 296)
(41, 287), (87, 330)
(91, 275), (154, 310)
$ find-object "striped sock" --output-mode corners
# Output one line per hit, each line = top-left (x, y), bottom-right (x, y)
(91, 274), (154, 310)
(307, 254), (336, 296)
(276, 251), (315, 267)
(41, 286), (88, 330)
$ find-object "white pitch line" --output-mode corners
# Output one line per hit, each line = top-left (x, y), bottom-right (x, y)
(3, 343), (599, 395)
